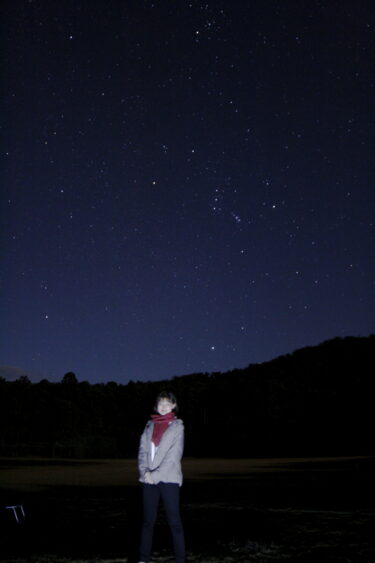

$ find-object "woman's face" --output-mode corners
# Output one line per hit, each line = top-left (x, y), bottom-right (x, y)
(157, 398), (175, 415)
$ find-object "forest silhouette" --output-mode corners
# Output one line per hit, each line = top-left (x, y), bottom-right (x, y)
(1, 335), (373, 459)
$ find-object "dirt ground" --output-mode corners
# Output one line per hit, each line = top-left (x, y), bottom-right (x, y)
(1, 456), (374, 562)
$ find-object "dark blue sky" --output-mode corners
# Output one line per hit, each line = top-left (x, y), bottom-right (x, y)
(1, 1), (374, 383)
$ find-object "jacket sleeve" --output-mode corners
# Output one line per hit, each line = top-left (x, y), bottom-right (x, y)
(138, 423), (150, 480)
(150, 421), (184, 484)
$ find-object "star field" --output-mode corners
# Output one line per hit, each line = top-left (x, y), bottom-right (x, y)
(1, 0), (374, 383)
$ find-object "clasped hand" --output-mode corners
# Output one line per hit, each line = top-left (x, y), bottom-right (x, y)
(144, 470), (154, 484)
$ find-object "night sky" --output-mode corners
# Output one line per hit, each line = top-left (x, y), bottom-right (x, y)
(1, 1), (374, 384)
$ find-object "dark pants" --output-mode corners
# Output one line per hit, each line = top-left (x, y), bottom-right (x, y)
(140, 482), (185, 563)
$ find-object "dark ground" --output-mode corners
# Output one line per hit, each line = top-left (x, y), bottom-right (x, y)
(1, 456), (375, 562)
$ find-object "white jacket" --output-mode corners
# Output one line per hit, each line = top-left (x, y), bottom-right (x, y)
(138, 418), (184, 486)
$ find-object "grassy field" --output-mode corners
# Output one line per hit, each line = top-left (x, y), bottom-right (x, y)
(1, 456), (374, 562)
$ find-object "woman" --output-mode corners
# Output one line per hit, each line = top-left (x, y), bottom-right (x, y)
(138, 391), (185, 563)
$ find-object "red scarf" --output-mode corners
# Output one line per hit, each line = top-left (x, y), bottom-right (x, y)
(150, 412), (176, 446)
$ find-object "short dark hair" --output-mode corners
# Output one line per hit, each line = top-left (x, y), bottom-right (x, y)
(154, 390), (179, 414)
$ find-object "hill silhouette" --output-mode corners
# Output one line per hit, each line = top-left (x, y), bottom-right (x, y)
(0, 335), (373, 458)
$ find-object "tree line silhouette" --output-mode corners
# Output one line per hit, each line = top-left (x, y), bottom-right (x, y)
(0, 336), (373, 458)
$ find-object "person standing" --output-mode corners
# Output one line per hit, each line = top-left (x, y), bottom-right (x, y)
(138, 391), (185, 563)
